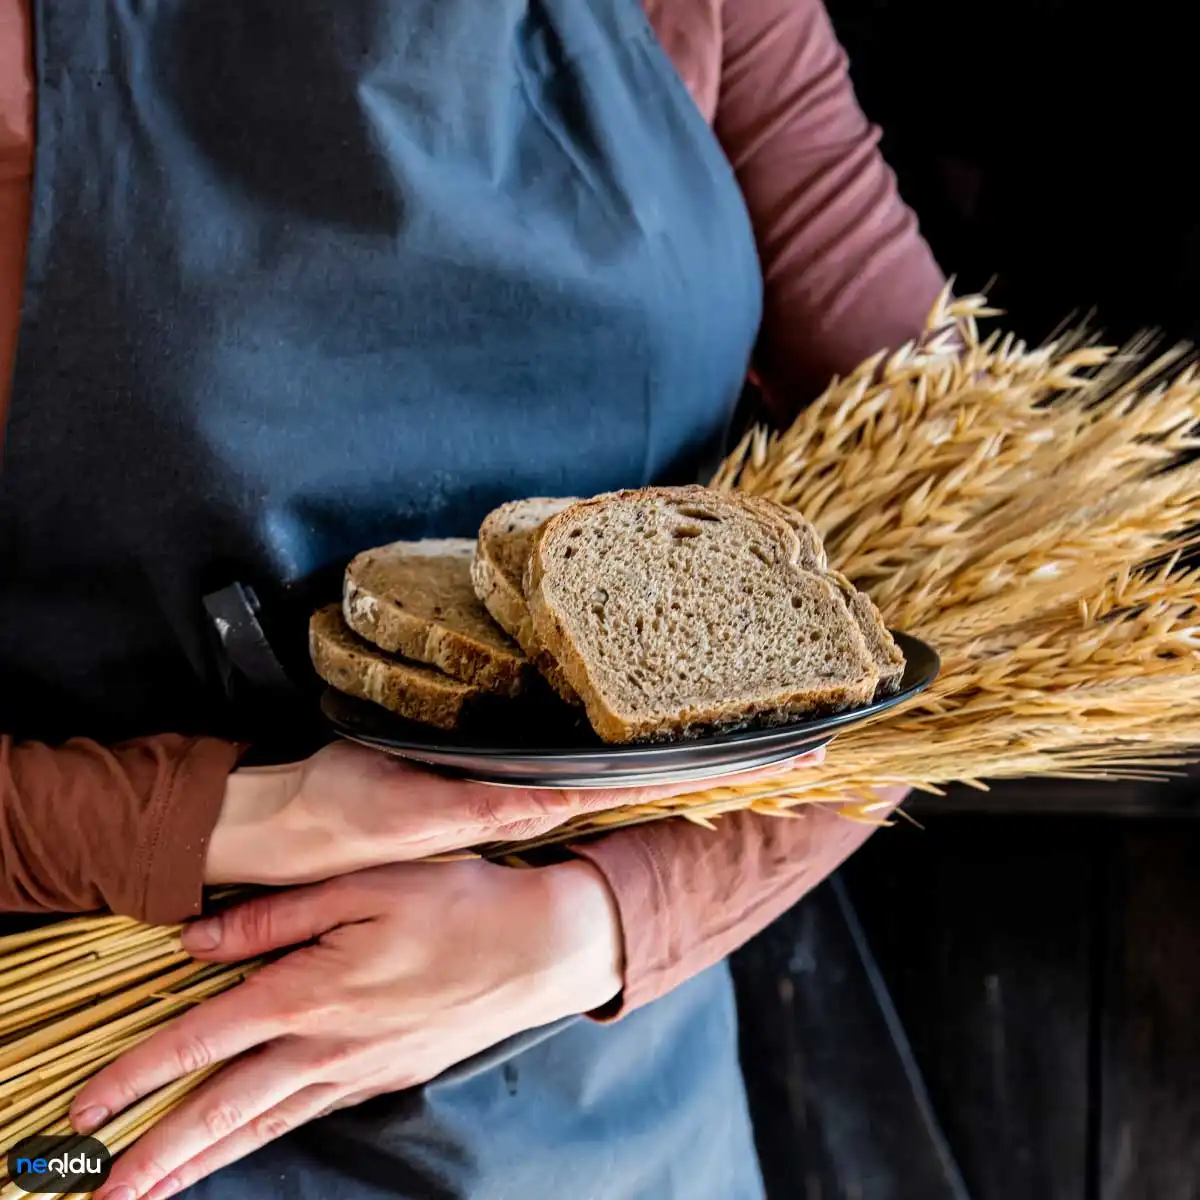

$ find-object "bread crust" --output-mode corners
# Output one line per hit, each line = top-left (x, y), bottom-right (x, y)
(738, 495), (828, 571)
(472, 499), (582, 703)
(344, 539), (532, 697)
(309, 605), (488, 730)
(826, 570), (906, 695)
(743, 496), (905, 697)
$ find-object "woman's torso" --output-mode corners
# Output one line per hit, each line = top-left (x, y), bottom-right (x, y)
(0, 0), (724, 444)
(0, 0), (761, 746)
(0, 5), (767, 1198)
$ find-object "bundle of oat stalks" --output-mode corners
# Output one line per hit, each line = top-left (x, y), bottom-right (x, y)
(4, 292), (1200, 1193)
(497, 290), (1200, 848)
(0, 914), (250, 1196)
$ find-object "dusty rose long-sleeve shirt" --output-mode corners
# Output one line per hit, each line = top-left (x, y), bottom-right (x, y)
(0, 0), (944, 1011)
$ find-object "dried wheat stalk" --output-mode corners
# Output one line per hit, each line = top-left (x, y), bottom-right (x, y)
(5, 291), (1200, 1190)
(489, 289), (1200, 849)
(0, 916), (254, 1196)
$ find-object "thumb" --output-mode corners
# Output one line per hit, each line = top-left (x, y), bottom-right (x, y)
(182, 879), (355, 960)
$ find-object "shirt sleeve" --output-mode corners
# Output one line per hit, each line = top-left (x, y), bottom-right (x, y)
(572, 795), (902, 1017)
(714, 0), (948, 410)
(0, 736), (240, 923)
(0, 3), (239, 930)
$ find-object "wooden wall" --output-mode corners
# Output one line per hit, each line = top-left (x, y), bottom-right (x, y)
(734, 787), (1200, 1200)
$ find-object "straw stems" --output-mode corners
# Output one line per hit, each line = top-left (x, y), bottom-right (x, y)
(0, 912), (254, 1196)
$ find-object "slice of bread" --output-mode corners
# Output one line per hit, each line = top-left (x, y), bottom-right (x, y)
(827, 570), (906, 696)
(310, 605), (490, 730)
(524, 486), (880, 743)
(344, 538), (532, 697)
(472, 498), (579, 642)
(471, 498), (581, 702)
(738, 495), (828, 571)
(740, 495), (905, 697)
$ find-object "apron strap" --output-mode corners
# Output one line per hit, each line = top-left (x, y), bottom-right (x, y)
(201, 583), (332, 763)
(203, 582), (299, 700)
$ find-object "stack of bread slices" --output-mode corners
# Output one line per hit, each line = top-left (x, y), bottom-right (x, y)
(310, 486), (905, 744)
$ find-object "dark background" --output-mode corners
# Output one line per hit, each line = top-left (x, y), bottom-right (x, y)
(731, 6), (1200, 1198)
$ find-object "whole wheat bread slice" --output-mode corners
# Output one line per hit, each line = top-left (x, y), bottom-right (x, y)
(310, 605), (491, 730)
(471, 498), (581, 703)
(524, 486), (880, 743)
(826, 570), (906, 696)
(344, 538), (532, 697)
(738, 495), (828, 571)
(740, 495), (905, 696)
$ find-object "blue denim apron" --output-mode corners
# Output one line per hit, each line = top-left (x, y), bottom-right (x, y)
(1, 1), (766, 1194)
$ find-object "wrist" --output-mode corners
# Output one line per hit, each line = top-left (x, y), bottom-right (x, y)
(203, 764), (299, 885)
(537, 858), (624, 1014)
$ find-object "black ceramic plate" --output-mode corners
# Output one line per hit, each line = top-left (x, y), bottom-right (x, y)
(321, 631), (938, 788)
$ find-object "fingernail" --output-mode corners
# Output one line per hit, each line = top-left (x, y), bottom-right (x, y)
(182, 918), (221, 951)
(100, 1186), (135, 1200)
(72, 1104), (108, 1133)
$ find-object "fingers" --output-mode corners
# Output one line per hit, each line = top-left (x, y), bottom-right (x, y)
(94, 1043), (337, 1200)
(593, 747), (827, 808)
(111, 1078), (339, 1200)
(180, 878), (358, 961)
(554, 749), (829, 819)
(72, 959), (309, 1131)
(474, 746), (828, 840)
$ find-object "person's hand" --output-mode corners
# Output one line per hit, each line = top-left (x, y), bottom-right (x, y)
(75, 858), (622, 1200)
(204, 740), (825, 887)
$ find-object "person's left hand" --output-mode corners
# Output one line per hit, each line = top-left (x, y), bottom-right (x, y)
(74, 858), (621, 1200)
(205, 740), (826, 887)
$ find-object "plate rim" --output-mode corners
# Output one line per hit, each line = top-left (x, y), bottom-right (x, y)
(336, 733), (837, 789)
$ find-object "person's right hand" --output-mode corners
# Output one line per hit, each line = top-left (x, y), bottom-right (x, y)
(203, 740), (825, 888)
